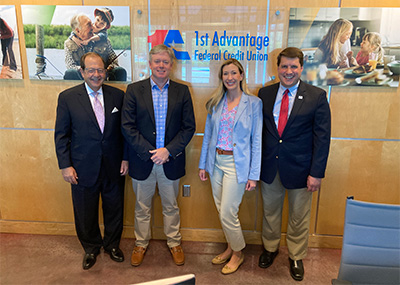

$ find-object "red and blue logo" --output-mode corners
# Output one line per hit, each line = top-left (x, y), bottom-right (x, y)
(148, 30), (191, 60)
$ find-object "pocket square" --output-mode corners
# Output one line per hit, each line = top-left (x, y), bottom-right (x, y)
(112, 107), (119, 113)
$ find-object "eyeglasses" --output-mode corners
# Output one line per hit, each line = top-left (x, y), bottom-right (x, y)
(85, 68), (106, 75)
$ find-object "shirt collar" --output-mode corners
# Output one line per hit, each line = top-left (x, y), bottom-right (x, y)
(150, 78), (170, 90)
(279, 81), (300, 96)
(85, 83), (103, 97)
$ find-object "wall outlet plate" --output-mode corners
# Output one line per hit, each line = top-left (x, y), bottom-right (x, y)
(183, 185), (191, 197)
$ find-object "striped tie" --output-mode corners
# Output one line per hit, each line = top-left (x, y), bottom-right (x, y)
(92, 91), (104, 133)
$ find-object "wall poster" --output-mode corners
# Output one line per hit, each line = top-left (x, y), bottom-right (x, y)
(288, 7), (400, 88)
(0, 5), (22, 79)
(21, 5), (131, 81)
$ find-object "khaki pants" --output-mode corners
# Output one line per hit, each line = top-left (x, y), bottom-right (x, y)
(261, 173), (312, 260)
(132, 164), (181, 248)
(210, 153), (246, 251)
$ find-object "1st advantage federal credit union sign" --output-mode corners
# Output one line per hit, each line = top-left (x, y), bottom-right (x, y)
(148, 30), (270, 62)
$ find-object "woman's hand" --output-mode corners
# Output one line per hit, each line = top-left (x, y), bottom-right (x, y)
(199, 169), (208, 181)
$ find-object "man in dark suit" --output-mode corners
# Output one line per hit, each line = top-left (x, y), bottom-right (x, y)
(55, 52), (128, 270)
(122, 44), (195, 267)
(258, 47), (331, 281)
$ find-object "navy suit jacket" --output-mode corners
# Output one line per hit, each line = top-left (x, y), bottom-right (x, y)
(258, 81), (331, 189)
(121, 78), (195, 180)
(54, 83), (126, 187)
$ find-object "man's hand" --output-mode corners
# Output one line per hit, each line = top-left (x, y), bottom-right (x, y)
(199, 169), (208, 181)
(245, 179), (257, 191)
(307, 175), (321, 192)
(120, 160), (129, 176)
(61, 166), (78, 185)
(149, 147), (170, 165)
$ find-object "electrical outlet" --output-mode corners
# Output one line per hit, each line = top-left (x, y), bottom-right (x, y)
(182, 185), (191, 197)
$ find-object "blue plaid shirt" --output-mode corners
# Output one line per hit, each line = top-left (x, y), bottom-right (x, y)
(150, 78), (169, 149)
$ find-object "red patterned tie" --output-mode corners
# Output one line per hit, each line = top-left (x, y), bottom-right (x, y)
(93, 92), (104, 133)
(277, 89), (289, 137)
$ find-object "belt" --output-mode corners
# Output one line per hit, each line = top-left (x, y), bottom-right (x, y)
(216, 148), (233, 155)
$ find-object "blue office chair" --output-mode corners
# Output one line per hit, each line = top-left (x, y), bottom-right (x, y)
(333, 197), (400, 284)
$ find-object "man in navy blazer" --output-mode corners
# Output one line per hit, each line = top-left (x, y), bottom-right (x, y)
(122, 44), (195, 267)
(258, 47), (331, 281)
(55, 52), (128, 270)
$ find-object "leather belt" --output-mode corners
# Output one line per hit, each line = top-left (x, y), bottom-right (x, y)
(216, 148), (233, 155)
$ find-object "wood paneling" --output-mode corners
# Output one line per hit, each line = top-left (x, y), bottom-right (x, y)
(1, 0), (399, 249)
(330, 87), (399, 139)
(316, 139), (400, 235)
(0, 129), (73, 222)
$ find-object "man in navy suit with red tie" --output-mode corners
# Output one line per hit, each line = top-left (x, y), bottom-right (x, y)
(258, 47), (331, 281)
(55, 52), (128, 270)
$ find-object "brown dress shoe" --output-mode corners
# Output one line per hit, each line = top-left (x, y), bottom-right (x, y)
(170, 245), (185, 265)
(131, 246), (146, 266)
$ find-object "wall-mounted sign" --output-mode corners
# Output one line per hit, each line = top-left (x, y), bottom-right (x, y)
(148, 29), (269, 62)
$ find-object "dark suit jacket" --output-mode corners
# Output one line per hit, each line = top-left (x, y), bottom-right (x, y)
(55, 83), (126, 187)
(258, 81), (331, 189)
(121, 78), (195, 181)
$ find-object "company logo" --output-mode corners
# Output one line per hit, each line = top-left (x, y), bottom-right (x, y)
(148, 29), (270, 62)
(148, 30), (191, 60)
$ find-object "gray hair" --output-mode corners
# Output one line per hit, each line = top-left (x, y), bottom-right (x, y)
(70, 13), (88, 31)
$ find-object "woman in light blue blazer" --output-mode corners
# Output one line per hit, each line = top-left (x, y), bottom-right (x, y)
(198, 59), (263, 274)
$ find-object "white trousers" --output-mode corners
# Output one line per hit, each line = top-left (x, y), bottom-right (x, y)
(132, 164), (181, 248)
(210, 153), (246, 251)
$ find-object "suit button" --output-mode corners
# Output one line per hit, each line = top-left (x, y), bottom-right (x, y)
(153, 132), (156, 135)
(276, 155), (278, 159)
(279, 140), (283, 143)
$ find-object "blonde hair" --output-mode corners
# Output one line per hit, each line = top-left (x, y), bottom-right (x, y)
(149, 44), (176, 63)
(363, 32), (384, 62)
(318, 18), (353, 67)
(205, 58), (252, 114)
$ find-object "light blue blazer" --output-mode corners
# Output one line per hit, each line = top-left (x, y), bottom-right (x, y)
(198, 92), (263, 184)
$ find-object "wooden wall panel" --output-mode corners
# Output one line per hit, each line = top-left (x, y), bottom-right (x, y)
(1, 0), (399, 249)
(0, 129), (73, 222)
(341, 0), (399, 7)
(330, 87), (399, 139)
(317, 140), (400, 235)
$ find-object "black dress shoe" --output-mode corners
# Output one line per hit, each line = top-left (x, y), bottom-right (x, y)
(105, 248), (124, 262)
(82, 253), (97, 270)
(258, 249), (279, 268)
(289, 258), (304, 281)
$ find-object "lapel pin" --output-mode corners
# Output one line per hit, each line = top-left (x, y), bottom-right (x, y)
(298, 95), (303, 100)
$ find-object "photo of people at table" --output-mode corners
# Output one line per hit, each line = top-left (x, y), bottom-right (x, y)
(288, 8), (400, 87)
